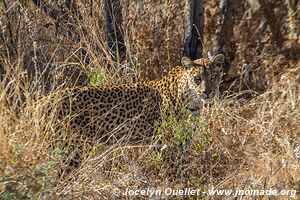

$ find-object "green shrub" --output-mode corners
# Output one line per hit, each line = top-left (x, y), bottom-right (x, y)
(0, 145), (61, 200)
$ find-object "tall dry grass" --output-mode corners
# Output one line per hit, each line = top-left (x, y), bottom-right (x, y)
(0, 0), (299, 199)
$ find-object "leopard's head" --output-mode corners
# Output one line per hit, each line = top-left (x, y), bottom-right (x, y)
(180, 54), (224, 115)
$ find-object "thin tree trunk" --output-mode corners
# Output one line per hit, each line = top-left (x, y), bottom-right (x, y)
(258, 0), (284, 47)
(286, 0), (299, 41)
(213, 0), (237, 76)
(32, 0), (81, 37)
(32, 0), (90, 67)
(183, 0), (204, 59)
(103, 0), (126, 63)
(32, 0), (89, 89)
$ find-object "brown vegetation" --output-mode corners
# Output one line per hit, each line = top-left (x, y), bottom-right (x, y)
(0, 0), (299, 199)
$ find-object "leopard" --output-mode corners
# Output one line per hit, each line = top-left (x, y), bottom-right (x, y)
(53, 54), (224, 175)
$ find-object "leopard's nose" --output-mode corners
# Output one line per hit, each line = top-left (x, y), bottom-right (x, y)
(203, 91), (210, 97)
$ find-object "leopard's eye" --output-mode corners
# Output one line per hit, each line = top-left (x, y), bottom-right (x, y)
(194, 76), (202, 84)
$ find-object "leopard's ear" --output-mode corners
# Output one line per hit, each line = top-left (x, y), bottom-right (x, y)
(181, 57), (192, 69)
(211, 54), (225, 64)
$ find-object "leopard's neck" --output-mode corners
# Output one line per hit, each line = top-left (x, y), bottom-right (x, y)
(145, 66), (186, 105)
